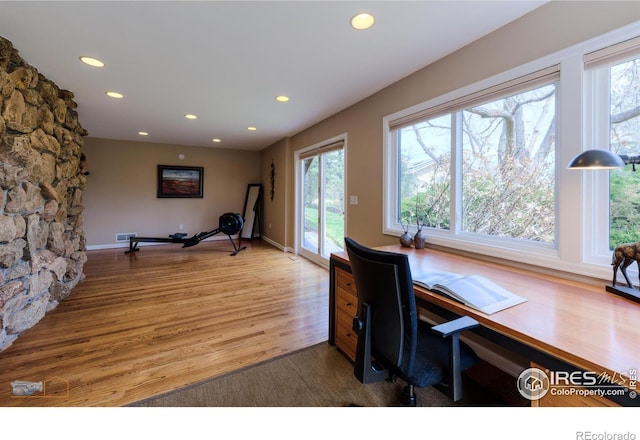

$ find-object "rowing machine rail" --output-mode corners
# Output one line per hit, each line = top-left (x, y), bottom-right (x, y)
(126, 212), (246, 256)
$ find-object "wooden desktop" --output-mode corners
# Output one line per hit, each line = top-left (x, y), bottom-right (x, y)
(329, 245), (640, 407)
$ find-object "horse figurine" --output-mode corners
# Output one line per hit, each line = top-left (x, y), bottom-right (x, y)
(611, 242), (640, 289)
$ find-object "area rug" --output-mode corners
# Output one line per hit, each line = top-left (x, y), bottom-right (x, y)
(130, 342), (458, 407)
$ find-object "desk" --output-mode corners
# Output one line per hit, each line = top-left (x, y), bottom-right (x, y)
(329, 245), (640, 407)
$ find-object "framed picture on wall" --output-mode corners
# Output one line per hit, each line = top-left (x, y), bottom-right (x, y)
(157, 165), (204, 198)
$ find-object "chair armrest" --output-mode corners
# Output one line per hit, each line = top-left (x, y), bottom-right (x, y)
(431, 316), (479, 338)
(431, 316), (479, 402)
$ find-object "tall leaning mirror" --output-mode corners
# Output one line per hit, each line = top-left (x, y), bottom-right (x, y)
(241, 184), (262, 240)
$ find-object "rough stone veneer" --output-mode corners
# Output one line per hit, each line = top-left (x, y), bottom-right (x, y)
(0, 37), (88, 352)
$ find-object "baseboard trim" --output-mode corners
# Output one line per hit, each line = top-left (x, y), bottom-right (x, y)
(260, 235), (285, 251)
(258, 236), (298, 255)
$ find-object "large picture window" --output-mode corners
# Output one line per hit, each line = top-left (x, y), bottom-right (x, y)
(461, 85), (556, 242)
(606, 57), (640, 247)
(384, 24), (640, 278)
(391, 71), (558, 249)
(398, 114), (452, 231)
(585, 38), (640, 265)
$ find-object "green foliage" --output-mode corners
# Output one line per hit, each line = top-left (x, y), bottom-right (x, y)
(398, 82), (556, 243)
(610, 168), (640, 248)
(304, 207), (344, 249)
(608, 58), (640, 249)
(400, 156), (451, 230)
(399, 150), (555, 242)
(302, 149), (345, 251)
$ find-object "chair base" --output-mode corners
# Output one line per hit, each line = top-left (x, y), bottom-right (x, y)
(401, 385), (417, 407)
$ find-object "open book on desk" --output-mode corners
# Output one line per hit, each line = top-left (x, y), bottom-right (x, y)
(411, 270), (527, 315)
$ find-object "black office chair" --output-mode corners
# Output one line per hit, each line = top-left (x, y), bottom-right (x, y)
(344, 237), (480, 406)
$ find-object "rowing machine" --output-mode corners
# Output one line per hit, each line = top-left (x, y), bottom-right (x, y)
(126, 212), (246, 256)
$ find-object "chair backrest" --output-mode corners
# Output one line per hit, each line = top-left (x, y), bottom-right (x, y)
(344, 237), (418, 376)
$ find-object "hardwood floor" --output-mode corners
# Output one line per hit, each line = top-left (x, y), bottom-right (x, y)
(0, 240), (329, 406)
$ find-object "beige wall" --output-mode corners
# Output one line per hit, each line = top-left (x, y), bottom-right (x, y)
(259, 138), (289, 249)
(259, 1), (640, 251)
(83, 137), (260, 247)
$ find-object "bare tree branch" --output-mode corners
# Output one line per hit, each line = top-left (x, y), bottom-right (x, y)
(611, 105), (640, 124)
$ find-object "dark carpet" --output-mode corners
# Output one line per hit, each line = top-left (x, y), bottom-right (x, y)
(131, 342), (526, 407)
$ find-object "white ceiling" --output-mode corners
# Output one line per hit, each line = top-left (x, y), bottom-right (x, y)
(0, 1), (545, 151)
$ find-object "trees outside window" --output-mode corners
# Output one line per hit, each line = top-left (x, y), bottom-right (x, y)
(386, 28), (640, 278)
(608, 57), (640, 248)
(299, 141), (345, 265)
(396, 82), (556, 244)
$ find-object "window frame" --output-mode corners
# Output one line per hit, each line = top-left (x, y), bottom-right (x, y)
(295, 134), (347, 269)
(384, 63), (561, 262)
(583, 39), (640, 269)
(382, 21), (640, 279)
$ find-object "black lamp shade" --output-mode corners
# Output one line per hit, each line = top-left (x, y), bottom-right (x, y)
(567, 149), (625, 169)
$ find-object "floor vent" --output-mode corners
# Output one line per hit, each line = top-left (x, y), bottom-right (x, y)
(116, 232), (137, 242)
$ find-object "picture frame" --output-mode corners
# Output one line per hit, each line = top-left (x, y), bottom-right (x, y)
(157, 165), (204, 198)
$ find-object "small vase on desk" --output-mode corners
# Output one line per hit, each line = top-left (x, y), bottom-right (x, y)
(400, 231), (413, 247)
(413, 230), (426, 249)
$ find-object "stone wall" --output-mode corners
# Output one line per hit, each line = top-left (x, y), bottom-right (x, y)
(0, 36), (88, 352)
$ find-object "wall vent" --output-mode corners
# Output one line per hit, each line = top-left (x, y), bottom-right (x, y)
(115, 232), (137, 242)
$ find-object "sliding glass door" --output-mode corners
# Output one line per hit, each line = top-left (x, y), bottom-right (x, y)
(298, 140), (344, 265)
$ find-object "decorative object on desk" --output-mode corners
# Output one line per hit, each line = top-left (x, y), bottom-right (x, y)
(400, 232), (413, 247)
(612, 241), (640, 287)
(413, 228), (426, 249)
(157, 165), (203, 198)
(399, 218), (413, 247)
(412, 188), (427, 249)
(609, 241), (640, 304)
(413, 208), (427, 249)
(409, 181), (447, 249)
(568, 149), (640, 304)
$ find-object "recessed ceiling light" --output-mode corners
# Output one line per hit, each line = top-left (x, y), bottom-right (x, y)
(138, 131), (149, 136)
(276, 95), (290, 102)
(79, 56), (104, 67)
(184, 114), (198, 120)
(105, 91), (123, 99)
(212, 138), (222, 143)
(351, 13), (375, 30)
(247, 126), (257, 131)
